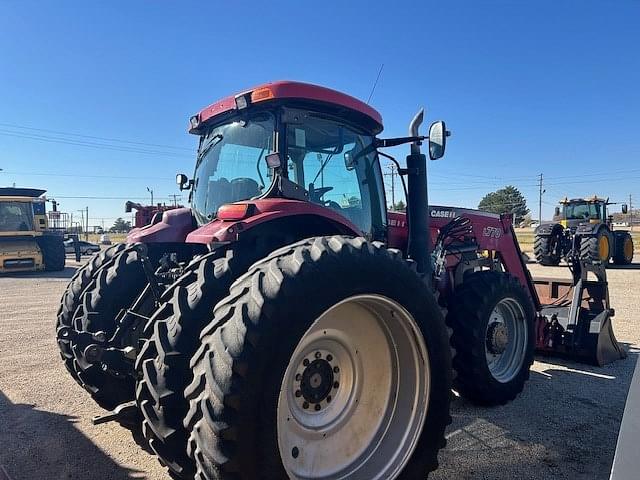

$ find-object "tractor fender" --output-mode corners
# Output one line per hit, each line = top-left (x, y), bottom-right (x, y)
(535, 223), (563, 237)
(127, 208), (195, 244)
(185, 199), (361, 246)
(576, 222), (608, 237)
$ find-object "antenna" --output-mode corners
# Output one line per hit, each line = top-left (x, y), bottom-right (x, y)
(366, 63), (384, 104)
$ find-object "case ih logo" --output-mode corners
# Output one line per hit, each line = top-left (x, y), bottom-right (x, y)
(483, 226), (502, 239)
(430, 210), (456, 218)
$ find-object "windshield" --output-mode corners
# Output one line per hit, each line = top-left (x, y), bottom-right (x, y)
(0, 201), (34, 232)
(286, 112), (386, 234)
(192, 112), (275, 224)
(564, 202), (602, 220)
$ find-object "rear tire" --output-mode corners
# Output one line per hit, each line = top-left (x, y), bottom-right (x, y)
(447, 271), (535, 405)
(580, 229), (611, 264)
(135, 249), (250, 479)
(56, 243), (130, 385)
(70, 248), (148, 410)
(613, 232), (634, 265)
(38, 235), (65, 271)
(534, 232), (561, 266)
(184, 236), (452, 480)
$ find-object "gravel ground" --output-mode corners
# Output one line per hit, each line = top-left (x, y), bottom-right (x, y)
(0, 256), (638, 479)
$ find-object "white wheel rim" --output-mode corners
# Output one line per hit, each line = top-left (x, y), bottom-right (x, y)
(277, 294), (430, 480)
(484, 297), (528, 383)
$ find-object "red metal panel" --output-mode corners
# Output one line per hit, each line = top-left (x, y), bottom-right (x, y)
(387, 207), (538, 307)
(185, 198), (362, 245)
(126, 208), (194, 243)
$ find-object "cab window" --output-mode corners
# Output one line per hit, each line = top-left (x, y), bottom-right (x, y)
(285, 114), (385, 235)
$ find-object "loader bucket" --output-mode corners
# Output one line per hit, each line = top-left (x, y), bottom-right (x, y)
(533, 272), (627, 366)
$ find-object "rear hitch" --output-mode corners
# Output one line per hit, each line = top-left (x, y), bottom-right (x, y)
(132, 243), (164, 303)
(92, 401), (137, 426)
(57, 326), (107, 344)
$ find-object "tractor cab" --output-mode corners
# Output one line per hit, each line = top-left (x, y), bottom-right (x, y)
(555, 196), (618, 229)
(178, 81), (446, 245)
(0, 188), (47, 236)
(181, 82), (387, 240)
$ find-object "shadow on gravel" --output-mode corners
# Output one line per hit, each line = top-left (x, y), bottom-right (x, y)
(0, 391), (144, 480)
(0, 266), (79, 279)
(433, 351), (638, 480)
(607, 263), (640, 270)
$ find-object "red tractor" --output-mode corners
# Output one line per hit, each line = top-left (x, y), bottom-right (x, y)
(55, 81), (623, 480)
(125, 201), (183, 229)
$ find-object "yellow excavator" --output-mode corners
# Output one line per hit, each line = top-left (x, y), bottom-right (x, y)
(0, 187), (65, 273)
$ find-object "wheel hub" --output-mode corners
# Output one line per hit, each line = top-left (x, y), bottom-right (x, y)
(484, 297), (528, 383)
(294, 350), (339, 412)
(486, 321), (509, 354)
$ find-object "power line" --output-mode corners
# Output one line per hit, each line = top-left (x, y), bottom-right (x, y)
(2, 170), (175, 180)
(0, 129), (191, 159)
(0, 122), (192, 151)
(52, 195), (174, 200)
(366, 64), (384, 104)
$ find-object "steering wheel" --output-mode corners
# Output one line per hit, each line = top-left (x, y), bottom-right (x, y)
(309, 186), (334, 203)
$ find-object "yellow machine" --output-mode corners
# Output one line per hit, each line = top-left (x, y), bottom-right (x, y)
(0, 187), (65, 273)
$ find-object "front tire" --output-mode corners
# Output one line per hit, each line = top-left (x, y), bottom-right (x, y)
(184, 236), (452, 480)
(447, 271), (535, 405)
(534, 232), (561, 266)
(580, 229), (611, 264)
(38, 235), (65, 271)
(613, 232), (634, 265)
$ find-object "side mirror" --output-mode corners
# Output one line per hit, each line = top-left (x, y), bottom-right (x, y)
(176, 173), (189, 190)
(622, 204), (628, 214)
(344, 152), (356, 171)
(554, 206), (560, 217)
(265, 152), (282, 169)
(428, 121), (448, 160)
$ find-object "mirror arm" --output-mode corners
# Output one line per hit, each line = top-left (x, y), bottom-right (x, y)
(375, 136), (426, 148)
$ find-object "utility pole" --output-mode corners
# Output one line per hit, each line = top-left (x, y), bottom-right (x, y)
(86, 206), (89, 240)
(538, 173), (545, 224)
(383, 164), (397, 210)
(147, 187), (154, 206)
(630, 194), (633, 231)
(168, 194), (181, 207)
(77, 209), (84, 237)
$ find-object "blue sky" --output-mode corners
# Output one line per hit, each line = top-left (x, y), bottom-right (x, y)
(1, 1), (639, 228)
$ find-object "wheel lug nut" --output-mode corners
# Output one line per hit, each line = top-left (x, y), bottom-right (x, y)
(327, 396), (332, 403)
(333, 381), (339, 389)
(315, 351), (321, 359)
(295, 373), (302, 381)
(303, 401), (309, 410)
(333, 366), (340, 374)
(314, 404), (321, 411)
(295, 390), (302, 398)
(292, 447), (299, 459)
(303, 359), (310, 367)
(326, 354), (333, 362)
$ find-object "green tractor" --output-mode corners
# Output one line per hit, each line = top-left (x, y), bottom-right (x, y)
(534, 196), (634, 266)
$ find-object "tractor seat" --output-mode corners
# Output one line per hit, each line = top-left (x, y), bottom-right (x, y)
(230, 177), (261, 202)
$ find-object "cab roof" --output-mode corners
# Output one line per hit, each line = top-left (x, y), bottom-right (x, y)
(560, 195), (609, 204)
(189, 81), (384, 135)
(0, 187), (46, 198)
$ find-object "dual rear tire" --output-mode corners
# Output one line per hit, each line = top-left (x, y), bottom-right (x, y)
(184, 236), (453, 480)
